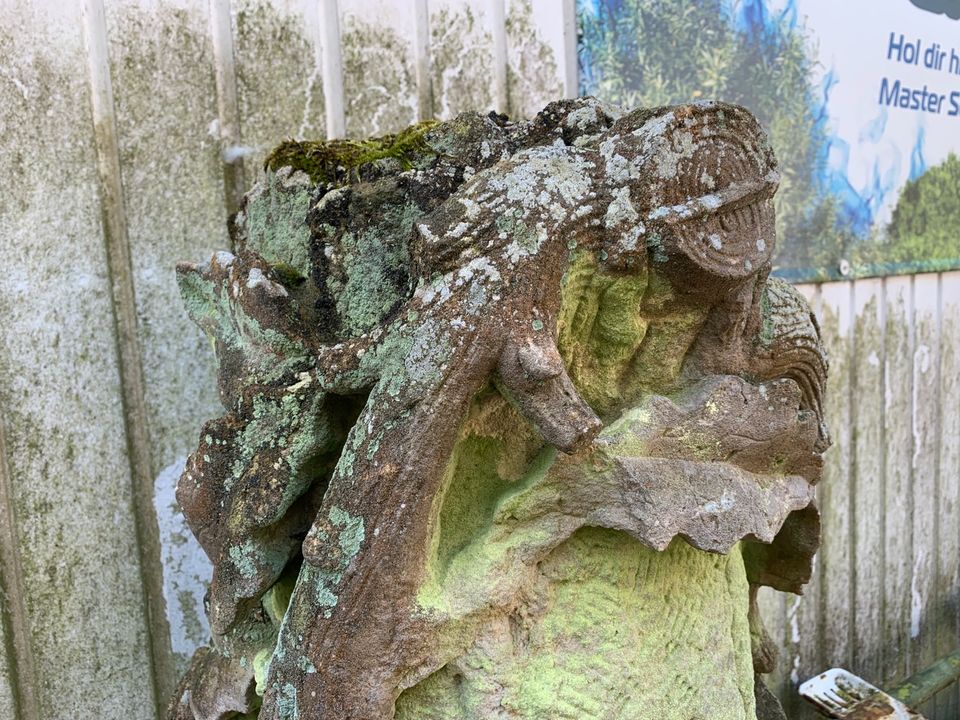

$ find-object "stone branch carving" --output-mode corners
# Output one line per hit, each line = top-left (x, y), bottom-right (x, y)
(167, 98), (829, 720)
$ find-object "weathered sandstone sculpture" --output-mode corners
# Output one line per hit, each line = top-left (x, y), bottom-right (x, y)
(167, 98), (829, 720)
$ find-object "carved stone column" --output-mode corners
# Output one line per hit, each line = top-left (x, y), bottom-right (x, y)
(167, 98), (828, 720)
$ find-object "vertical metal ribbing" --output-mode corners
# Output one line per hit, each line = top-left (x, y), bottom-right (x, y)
(321, 0), (346, 138)
(80, 0), (174, 714)
(878, 276), (889, 680)
(929, 274), (944, 715)
(0, 411), (39, 720)
(561, 0), (578, 98)
(490, 0), (508, 114)
(847, 279), (859, 671)
(210, 0), (247, 226)
(840, 279), (854, 671)
(413, 0), (433, 120)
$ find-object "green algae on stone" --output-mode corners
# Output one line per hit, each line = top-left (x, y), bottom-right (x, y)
(557, 250), (650, 417)
(555, 252), (711, 419)
(253, 647), (273, 696)
(427, 393), (547, 582)
(416, 441), (559, 616)
(399, 533), (756, 720)
(340, 15), (418, 137)
(262, 570), (297, 626)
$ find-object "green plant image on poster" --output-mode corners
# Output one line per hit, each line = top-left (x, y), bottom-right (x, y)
(577, 0), (960, 280)
(887, 153), (960, 263)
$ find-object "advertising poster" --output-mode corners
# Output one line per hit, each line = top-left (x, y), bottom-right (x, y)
(578, 0), (960, 280)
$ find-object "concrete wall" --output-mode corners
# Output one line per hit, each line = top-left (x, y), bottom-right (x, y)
(0, 1), (956, 718)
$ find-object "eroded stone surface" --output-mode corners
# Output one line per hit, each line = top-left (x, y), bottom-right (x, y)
(168, 98), (828, 720)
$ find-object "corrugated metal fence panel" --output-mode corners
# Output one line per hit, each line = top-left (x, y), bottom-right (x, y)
(935, 271), (960, 719)
(911, 278), (939, 718)
(231, 0), (329, 168)
(857, 278), (887, 686)
(762, 273), (960, 719)
(0, 1), (159, 718)
(0, 613), (13, 720)
(103, 0), (225, 478)
(1, 1), (958, 717)
(818, 280), (855, 679)
(99, 0), (230, 691)
(428, 0), (503, 118)
(339, 0), (420, 136)
(504, 0), (566, 118)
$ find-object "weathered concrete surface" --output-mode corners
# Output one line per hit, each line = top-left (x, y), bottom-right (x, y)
(0, 1), (157, 717)
(232, 0), (327, 173)
(154, 458), (213, 671)
(103, 0), (226, 681)
(340, 0), (419, 137)
(104, 0), (225, 473)
(505, 0), (565, 118)
(429, 0), (501, 118)
(0, 595), (16, 719)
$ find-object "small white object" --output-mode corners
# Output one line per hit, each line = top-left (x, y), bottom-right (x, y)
(799, 668), (922, 719)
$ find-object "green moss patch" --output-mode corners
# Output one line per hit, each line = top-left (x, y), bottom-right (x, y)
(263, 121), (440, 185)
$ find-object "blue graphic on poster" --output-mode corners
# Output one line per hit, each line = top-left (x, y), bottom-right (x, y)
(577, 0), (960, 280)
